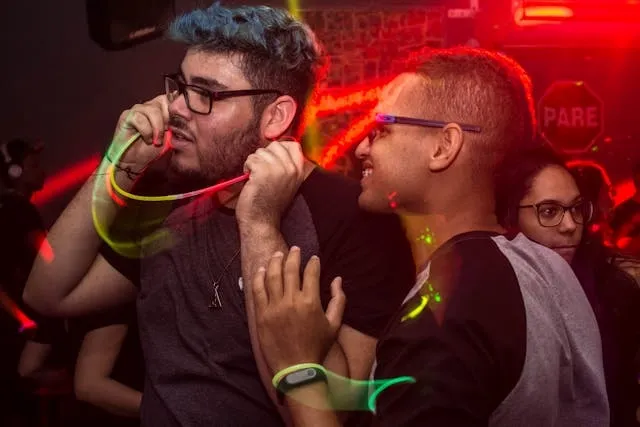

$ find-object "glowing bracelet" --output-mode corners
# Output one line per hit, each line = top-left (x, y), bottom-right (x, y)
(272, 363), (327, 389)
(108, 131), (250, 202)
(270, 363), (416, 412)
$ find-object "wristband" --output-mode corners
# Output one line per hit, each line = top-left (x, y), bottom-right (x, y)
(272, 363), (328, 405)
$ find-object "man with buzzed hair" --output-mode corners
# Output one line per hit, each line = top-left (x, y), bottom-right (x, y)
(248, 47), (610, 427)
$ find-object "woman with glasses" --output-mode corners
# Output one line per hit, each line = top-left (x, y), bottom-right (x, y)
(496, 145), (640, 427)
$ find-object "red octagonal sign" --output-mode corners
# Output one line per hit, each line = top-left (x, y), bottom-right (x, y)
(538, 81), (604, 153)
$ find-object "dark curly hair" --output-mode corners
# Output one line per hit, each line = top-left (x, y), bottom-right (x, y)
(168, 3), (327, 134)
(495, 143), (568, 230)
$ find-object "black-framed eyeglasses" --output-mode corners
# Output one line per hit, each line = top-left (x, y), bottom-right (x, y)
(518, 200), (594, 228)
(164, 73), (282, 115)
(368, 113), (482, 143)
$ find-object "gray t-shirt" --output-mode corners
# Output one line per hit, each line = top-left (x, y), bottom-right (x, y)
(103, 169), (415, 426)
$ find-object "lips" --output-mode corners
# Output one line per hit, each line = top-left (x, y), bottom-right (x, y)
(169, 127), (194, 142)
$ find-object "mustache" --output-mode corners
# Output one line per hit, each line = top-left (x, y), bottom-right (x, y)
(169, 114), (189, 131)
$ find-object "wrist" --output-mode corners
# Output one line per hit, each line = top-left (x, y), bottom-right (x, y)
(273, 363), (328, 406)
(238, 218), (280, 236)
(285, 381), (330, 408)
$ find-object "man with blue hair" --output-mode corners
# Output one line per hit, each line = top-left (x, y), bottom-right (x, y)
(24, 3), (414, 426)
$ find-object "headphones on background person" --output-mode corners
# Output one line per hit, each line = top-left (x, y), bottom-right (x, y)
(0, 142), (22, 179)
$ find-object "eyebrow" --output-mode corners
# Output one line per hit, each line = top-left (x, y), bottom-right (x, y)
(179, 68), (229, 90)
(536, 196), (583, 206)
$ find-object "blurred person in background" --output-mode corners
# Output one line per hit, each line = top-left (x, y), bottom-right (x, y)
(70, 303), (144, 427)
(0, 138), (69, 426)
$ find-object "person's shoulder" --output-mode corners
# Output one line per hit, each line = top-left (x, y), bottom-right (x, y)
(300, 167), (407, 235)
(430, 231), (513, 273)
(300, 167), (362, 211)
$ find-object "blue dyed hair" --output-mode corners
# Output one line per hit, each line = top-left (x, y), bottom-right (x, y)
(169, 3), (326, 133)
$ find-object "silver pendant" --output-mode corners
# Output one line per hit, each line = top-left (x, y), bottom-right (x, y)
(209, 284), (223, 309)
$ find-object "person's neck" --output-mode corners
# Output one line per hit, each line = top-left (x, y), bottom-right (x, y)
(217, 160), (316, 210)
(424, 210), (504, 251)
(407, 193), (504, 271)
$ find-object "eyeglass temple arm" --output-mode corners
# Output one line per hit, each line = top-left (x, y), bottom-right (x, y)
(376, 113), (482, 133)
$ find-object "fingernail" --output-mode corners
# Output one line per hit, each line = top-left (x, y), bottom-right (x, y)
(258, 267), (266, 272)
(273, 251), (284, 257)
(291, 246), (300, 252)
(311, 255), (319, 261)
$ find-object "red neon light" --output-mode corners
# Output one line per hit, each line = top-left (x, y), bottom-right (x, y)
(29, 230), (54, 263)
(312, 80), (389, 117)
(610, 179), (635, 207)
(32, 155), (101, 206)
(319, 113), (373, 169)
(523, 6), (574, 18)
(565, 159), (613, 188)
(0, 290), (36, 332)
(513, 5), (573, 26)
(565, 159), (636, 208)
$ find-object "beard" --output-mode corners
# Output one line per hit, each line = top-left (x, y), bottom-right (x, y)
(167, 113), (262, 191)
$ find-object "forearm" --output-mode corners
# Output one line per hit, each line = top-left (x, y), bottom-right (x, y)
(239, 223), (292, 420)
(18, 341), (51, 378)
(286, 383), (343, 427)
(76, 378), (142, 418)
(24, 163), (134, 312)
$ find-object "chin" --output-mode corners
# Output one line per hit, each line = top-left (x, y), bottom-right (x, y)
(553, 248), (576, 264)
(357, 192), (393, 213)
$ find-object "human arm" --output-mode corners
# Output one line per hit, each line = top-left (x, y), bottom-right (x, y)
(252, 248), (346, 426)
(74, 323), (142, 418)
(18, 341), (52, 378)
(236, 140), (352, 422)
(252, 238), (526, 427)
(23, 96), (169, 316)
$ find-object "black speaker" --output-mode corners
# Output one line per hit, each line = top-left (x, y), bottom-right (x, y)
(86, 0), (175, 51)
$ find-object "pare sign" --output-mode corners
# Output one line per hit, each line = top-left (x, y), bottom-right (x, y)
(538, 81), (604, 153)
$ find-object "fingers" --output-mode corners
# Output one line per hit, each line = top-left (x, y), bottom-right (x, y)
(252, 267), (269, 314)
(283, 246), (302, 298)
(325, 277), (346, 333)
(266, 251), (286, 300)
(243, 140), (304, 177)
(266, 141), (304, 177)
(301, 255), (321, 300)
(117, 95), (170, 146)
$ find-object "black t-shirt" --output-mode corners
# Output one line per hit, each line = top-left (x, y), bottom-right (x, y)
(371, 232), (610, 427)
(101, 168), (415, 427)
(371, 232), (526, 427)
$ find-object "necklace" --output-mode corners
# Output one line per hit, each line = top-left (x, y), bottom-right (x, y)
(207, 248), (240, 309)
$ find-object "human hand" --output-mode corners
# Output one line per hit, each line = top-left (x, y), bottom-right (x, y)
(109, 94), (172, 170)
(252, 247), (346, 373)
(235, 140), (306, 230)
